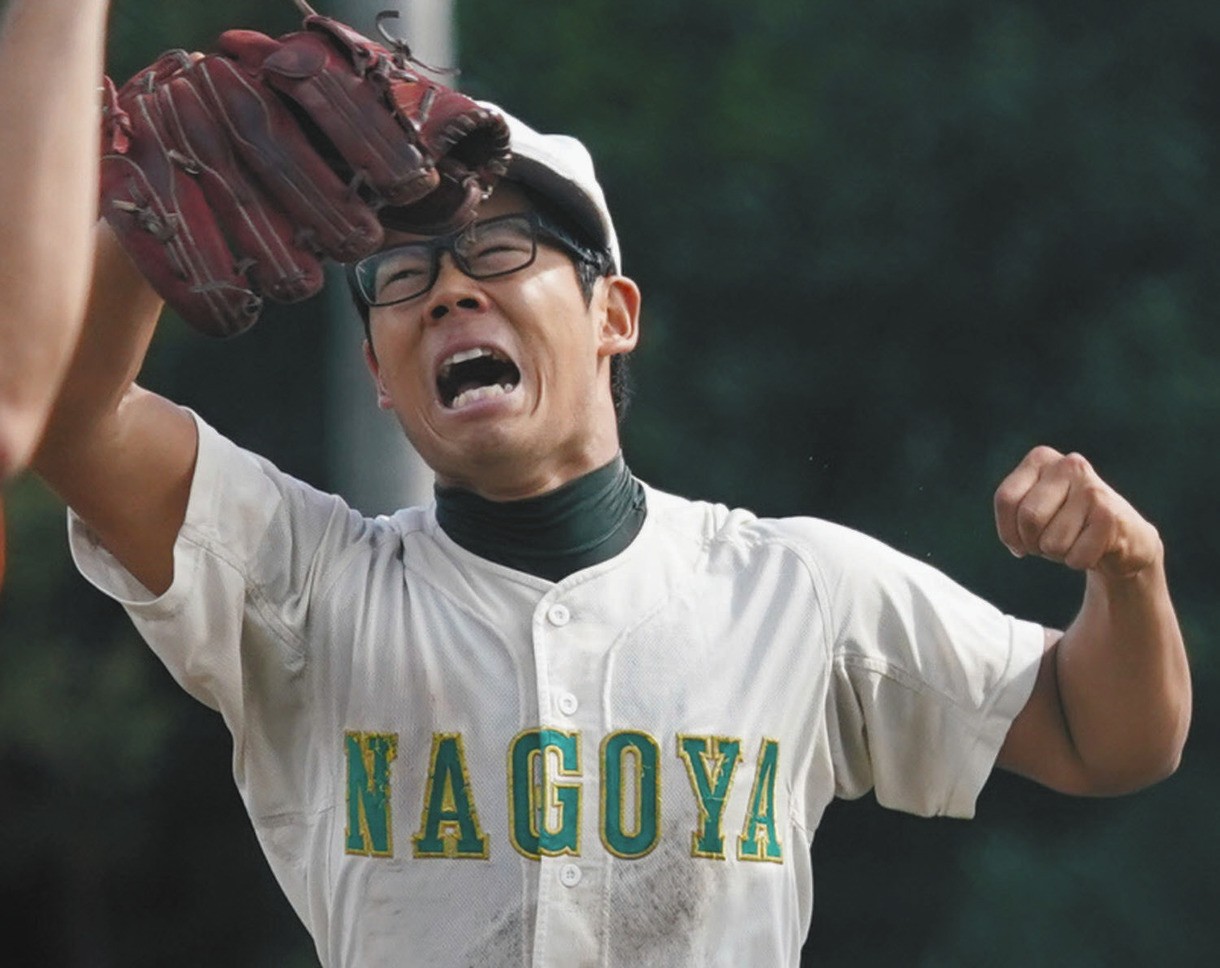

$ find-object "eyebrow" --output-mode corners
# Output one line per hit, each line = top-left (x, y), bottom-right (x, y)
(379, 209), (536, 248)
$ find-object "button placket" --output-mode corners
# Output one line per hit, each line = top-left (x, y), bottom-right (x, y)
(559, 863), (582, 888)
(538, 598), (579, 722)
(530, 588), (611, 967)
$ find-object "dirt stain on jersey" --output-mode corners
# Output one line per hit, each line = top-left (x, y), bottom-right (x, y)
(604, 838), (718, 965)
(466, 899), (532, 968)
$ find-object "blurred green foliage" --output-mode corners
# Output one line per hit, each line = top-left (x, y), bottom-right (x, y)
(1, 0), (1217, 964)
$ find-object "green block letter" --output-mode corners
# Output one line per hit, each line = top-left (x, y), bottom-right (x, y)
(508, 728), (581, 859)
(345, 731), (398, 857)
(601, 731), (660, 859)
(413, 733), (489, 858)
(738, 738), (783, 863)
(677, 734), (742, 859)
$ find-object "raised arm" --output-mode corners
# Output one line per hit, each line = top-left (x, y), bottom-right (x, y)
(26, 4), (510, 596)
(0, 0), (110, 478)
(7, 0), (198, 594)
(995, 446), (1192, 795)
(35, 223), (197, 596)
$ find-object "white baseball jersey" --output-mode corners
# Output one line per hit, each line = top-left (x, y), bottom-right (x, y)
(69, 414), (1044, 967)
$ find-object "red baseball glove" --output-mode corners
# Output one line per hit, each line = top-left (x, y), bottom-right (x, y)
(100, 4), (510, 337)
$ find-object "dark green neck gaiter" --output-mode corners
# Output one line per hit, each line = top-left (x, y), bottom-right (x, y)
(435, 454), (647, 582)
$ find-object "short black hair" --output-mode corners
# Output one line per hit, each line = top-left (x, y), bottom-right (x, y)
(348, 180), (633, 422)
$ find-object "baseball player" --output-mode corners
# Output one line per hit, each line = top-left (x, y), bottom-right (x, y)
(15, 2), (1191, 965)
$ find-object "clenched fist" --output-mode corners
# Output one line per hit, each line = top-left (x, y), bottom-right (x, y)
(994, 446), (1162, 580)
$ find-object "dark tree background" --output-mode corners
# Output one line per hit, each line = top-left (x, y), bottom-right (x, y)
(1, 0), (1217, 964)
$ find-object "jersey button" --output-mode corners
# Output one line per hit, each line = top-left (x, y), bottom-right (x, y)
(546, 603), (571, 626)
(559, 863), (582, 888)
(557, 692), (579, 716)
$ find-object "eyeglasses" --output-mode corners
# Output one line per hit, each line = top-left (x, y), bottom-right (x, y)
(352, 212), (604, 307)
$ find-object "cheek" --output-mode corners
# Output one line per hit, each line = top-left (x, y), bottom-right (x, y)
(369, 316), (424, 374)
(369, 348), (428, 412)
(540, 332), (603, 413)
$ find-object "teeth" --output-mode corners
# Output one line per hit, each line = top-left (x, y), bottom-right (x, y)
(450, 382), (513, 410)
(441, 347), (494, 373)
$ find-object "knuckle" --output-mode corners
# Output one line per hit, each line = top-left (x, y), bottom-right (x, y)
(1015, 502), (1044, 534)
(1062, 451), (1093, 476)
(1037, 531), (1069, 558)
(1063, 546), (1095, 571)
(993, 484), (1018, 512)
(1027, 444), (1061, 465)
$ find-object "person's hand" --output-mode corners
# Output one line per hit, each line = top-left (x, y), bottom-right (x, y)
(994, 446), (1162, 580)
(100, 10), (510, 338)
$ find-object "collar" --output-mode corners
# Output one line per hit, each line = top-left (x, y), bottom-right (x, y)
(434, 454), (647, 582)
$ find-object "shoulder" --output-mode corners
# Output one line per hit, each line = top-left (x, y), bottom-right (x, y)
(638, 481), (978, 612)
(641, 481), (885, 558)
(639, 481), (879, 586)
(188, 414), (433, 584)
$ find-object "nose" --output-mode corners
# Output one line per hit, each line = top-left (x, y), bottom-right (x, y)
(423, 253), (488, 323)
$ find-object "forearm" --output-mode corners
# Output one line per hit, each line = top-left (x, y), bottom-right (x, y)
(34, 220), (194, 598)
(995, 447), (1192, 796)
(1055, 548), (1191, 792)
(38, 221), (167, 438)
(37, 220), (175, 505)
(0, 0), (111, 477)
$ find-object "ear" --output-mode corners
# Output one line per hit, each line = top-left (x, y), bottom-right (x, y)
(596, 275), (641, 358)
(362, 339), (395, 410)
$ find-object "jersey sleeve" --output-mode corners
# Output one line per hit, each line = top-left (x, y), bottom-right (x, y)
(67, 410), (361, 776)
(792, 519), (1044, 819)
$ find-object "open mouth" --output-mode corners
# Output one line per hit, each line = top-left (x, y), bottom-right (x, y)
(437, 347), (522, 410)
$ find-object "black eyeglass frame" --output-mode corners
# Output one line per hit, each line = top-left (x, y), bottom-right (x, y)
(351, 211), (607, 308)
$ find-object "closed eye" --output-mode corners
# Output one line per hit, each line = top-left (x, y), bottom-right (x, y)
(384, 267), (428, 284)
(467, 242), (532, 275)
(375, 261), (432, 301)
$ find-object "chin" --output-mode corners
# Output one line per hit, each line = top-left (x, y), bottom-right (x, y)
(421, 429), (537, 487)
